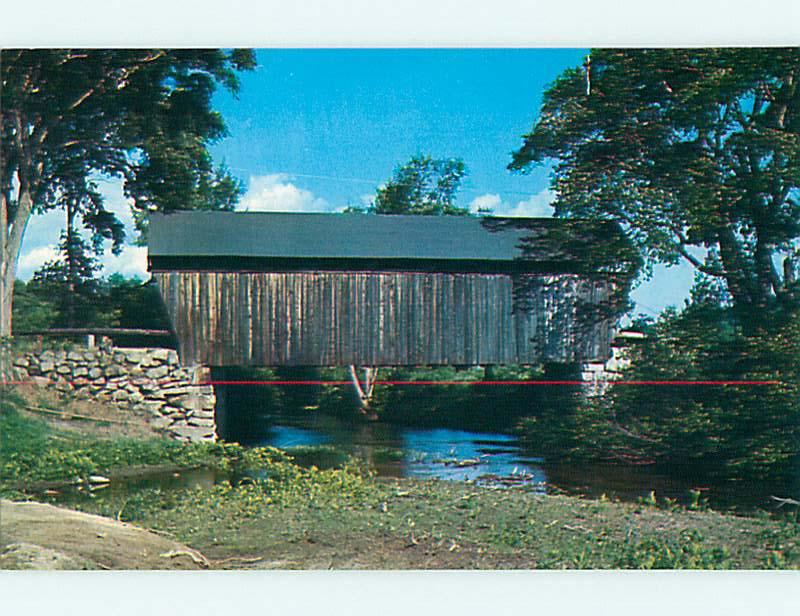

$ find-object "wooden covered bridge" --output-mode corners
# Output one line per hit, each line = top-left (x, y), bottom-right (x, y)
(147, 212), (636, 369)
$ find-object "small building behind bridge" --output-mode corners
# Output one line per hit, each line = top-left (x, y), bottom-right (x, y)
(147, 212), (637, 369)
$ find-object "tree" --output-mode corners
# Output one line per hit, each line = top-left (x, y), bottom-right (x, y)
(31, 227), (105, 329)
(371, 154), (468, 215)
(30, 171), (127, 328)
(509, 49), (800, 323)
(0, 49), (255, 337)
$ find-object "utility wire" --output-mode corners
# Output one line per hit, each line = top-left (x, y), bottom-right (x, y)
(224, 167), (552, 199)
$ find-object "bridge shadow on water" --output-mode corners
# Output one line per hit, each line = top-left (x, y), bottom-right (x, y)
(213, 365), (575, 488)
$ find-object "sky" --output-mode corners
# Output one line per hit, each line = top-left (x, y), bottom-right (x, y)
(19, 48), (696, 318)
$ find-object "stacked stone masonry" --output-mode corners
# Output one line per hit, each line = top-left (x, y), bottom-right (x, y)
(11, 343), (216, 442)
(581, 339), (636, 396)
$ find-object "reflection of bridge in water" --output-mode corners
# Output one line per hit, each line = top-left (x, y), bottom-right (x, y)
(147, 212), (637, 437)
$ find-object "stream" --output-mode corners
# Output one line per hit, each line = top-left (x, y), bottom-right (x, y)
(41, 384), (797, 513)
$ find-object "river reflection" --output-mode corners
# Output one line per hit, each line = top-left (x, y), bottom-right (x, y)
(256, 423), (547, 488)
(231, 408), (790, 509)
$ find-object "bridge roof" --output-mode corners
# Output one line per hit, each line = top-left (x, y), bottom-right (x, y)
(148, 212), (624, 262)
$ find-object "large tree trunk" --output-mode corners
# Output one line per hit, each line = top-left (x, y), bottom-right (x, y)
(0, 261), (12, 338)
(0, 192), (13, 339)
(717, 227), (759, 317)
(1, 189), (35, 338)
(0, 193), (13, 380)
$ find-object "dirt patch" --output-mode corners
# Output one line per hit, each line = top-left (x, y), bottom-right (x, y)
(11, 384), (160, 440)
(0, 499), (209, 570)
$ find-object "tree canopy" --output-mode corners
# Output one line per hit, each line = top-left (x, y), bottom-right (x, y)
(509, 48), (800, 322)
(0, 48), (255, 336)
(371, 154), (469, 215)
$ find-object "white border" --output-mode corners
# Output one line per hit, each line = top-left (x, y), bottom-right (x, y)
(1, 570), (800, 614)
(1, 0), (799, 47)
(2, 2), (799, 614)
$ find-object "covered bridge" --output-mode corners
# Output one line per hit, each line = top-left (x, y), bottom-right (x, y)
(147, 212), (636, 368)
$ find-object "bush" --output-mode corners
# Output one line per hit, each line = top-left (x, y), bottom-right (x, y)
(519, 300), (800, 496)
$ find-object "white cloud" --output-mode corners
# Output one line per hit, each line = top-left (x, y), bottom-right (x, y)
(16, 243), (149, 281)
(238, 174), (329, 213)
(468, 189), (555, 218)
(101, 184), (137, 233)
(468, 193), (502, 214)
(99, 245), (149, 279)
(506, 189), (556, 217)
(17, 245), (59, 279)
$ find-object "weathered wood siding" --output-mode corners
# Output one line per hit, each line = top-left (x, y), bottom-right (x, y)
(154, 271), (612, 367)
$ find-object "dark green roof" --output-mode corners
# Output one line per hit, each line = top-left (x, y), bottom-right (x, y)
(148, 211), (636, 273)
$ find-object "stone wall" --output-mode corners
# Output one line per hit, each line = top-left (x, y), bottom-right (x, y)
(581, 331), (642, 395)
(11, 342), (216, 442)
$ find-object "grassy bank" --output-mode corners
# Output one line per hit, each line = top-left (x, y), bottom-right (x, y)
(2, 390), (799, 569)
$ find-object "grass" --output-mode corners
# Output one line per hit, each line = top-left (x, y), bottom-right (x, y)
(1, 403), (222, 487)
(2, 390), (800, 569)
(66, 477), (800, 569)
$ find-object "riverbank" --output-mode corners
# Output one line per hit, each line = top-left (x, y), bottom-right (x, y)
(2, 388), (799, 569)
(0, 499), (209, 570)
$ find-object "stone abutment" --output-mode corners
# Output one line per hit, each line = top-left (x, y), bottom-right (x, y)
(11, 341), (216, 442)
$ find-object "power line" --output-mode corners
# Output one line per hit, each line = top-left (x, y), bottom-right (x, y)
(88, 166), (552, 201)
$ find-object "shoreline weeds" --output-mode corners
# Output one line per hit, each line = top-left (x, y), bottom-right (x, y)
(2, 393), (800, 570)
(4, 477), (799, 570)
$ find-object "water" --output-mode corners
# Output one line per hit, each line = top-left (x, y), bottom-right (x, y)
(222, 399), (792, 510)
(37, 379), (796, 512)
(39, 466), (226, 508)
(225, 403), (723, 501)
(261, 422), (548, 488)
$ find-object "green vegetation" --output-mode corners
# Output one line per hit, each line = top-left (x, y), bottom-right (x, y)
(0, 397), (227, 487)
(510, 48), (800, 322)
(348, 154), (469, 215)
(2, 49), (256, 337)
(12, 274), (173, 347)
(221, 363), (556, 432)
(3, 391), (799, 569)
(518, 288), (800, 504)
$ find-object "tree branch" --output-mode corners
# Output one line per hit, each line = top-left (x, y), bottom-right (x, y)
(676, 245), (724, 277)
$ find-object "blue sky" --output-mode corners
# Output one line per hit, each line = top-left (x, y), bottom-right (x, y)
(19, 48), (695, 318)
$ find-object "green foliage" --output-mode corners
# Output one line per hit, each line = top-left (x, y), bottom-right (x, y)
(510, 48), (800, 320)
(369, 154), (469, 215)
(104, 274), (173, 333)
(10, 280), (59, 332)
(1, 49), (255, 336)
(29, 228), (110, 329)
(614, 530), (731, 569)
(308, 364), (557, 430)
(520, 295), (800, 499)
(12, 274), (171, 337)
(2, 48), (255, 225)
(0, 400), (239, 485)
(606, 307), (799, 484)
